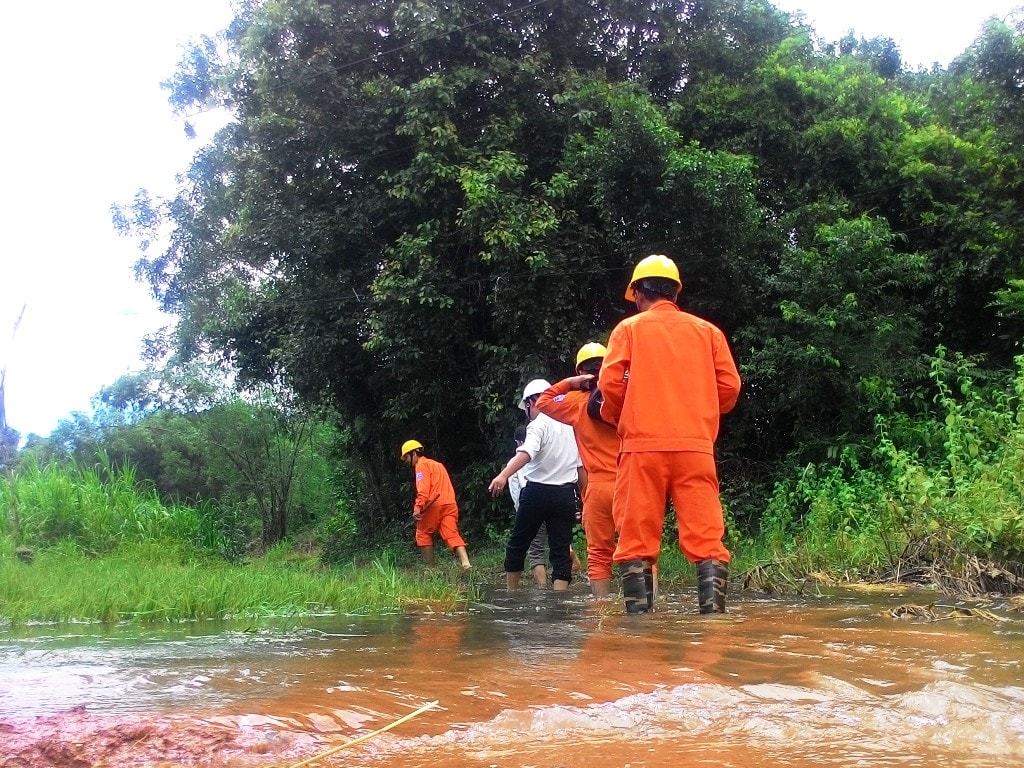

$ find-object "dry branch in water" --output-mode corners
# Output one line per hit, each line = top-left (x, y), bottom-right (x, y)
(886, 603), (1006, 622)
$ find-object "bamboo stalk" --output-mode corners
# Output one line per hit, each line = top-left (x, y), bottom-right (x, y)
(285, 699), (440, 768)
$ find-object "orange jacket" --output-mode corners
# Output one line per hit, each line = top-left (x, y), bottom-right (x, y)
(535, 379), (619, 483)
(413, 456), (457, 514)
(599, 300), (741, 454)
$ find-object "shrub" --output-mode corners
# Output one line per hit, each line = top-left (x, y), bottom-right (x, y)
(753, 350), (1024, 592)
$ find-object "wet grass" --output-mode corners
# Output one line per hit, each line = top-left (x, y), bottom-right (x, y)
(0, 539), (476, 626)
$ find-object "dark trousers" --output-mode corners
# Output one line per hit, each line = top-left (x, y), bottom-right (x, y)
(504, 482), (577, 583)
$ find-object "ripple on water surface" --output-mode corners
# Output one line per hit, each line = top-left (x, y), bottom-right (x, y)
(1, 589), (1022, 767)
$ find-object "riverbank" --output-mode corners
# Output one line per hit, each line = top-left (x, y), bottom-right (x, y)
(0, 540), (474, 625)
(4, 533), (1021, 628)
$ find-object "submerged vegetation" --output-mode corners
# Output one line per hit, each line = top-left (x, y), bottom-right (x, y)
(0, 537), (475, 626)
(0, 540), (470, 625)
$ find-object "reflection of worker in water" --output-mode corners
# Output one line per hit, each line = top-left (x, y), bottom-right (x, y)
(407, 616), (469, 677)
(400, 440), (472, 570)
(599, 255), (741, 614)
(535, 343), (619, 599)
(576, 619), (729, 692)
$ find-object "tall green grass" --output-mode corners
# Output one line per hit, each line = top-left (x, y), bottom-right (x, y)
(1, 458), (219, 553)
(753, 350), (1024, 588)
(0, 539), (471, 625)
(0, 460), (474, 624)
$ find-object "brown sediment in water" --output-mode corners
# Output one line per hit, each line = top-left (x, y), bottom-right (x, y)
(2, 590), (1023, 768)
(0, 707), (337, 767)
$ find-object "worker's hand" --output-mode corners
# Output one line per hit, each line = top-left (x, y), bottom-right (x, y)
(412, 508), (422, 521)
(488, 474), (507, 497)
(566, 374), (595, 391)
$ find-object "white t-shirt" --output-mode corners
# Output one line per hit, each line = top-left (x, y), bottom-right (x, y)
(508, 468), (527, 511)
(518, 413), (581, 485)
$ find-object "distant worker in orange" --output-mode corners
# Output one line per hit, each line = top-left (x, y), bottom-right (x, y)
(400, 440), (472, 570)
(535, 343), (619, 598)
(599, 255), (741, 614)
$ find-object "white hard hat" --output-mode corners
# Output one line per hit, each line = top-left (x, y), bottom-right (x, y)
(519, 378), (551, 410)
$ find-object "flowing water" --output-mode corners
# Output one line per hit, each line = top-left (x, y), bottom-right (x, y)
(1, 585), (1022, 767)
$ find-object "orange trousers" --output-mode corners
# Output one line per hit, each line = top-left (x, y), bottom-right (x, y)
(581, 479), (616, 581)
(612, 451), (730, 564)
(415, 502), (467, 549)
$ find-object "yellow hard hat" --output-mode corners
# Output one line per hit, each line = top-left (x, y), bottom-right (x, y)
(575, 342), (607, 368)
(625, 254), (681, 301)
(400, 439), (424, 458)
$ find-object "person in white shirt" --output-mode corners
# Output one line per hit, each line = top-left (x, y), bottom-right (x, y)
(489, 379), (582, 591)
(508, 425), (582, 586)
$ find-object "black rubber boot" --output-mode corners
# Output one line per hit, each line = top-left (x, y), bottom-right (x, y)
(696, 559), (728, 614)
(620, 559), (650, 614)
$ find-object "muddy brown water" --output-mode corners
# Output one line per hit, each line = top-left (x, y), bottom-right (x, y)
(1, 585), (1022, 767)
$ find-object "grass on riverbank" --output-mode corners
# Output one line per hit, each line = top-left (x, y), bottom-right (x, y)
(0, 539), (476, 625)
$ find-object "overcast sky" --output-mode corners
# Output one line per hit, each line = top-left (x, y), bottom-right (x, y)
(1, 1), (235, 438)
(773, 0), (1021, 68)
(1, 0), (1021, 438)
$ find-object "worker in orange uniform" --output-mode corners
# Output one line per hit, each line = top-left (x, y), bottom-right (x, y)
(400, 440), (472, 570)
(599, 255), (741, 614)
(535, 342), (620, 598)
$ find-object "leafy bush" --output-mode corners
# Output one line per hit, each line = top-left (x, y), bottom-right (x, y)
(317, 499), (359, 564)
(876, 351), (1024, 580)
(754, 350), (1024, 591)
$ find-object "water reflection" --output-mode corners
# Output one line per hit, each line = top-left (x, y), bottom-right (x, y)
(2, 588), (1022, 767)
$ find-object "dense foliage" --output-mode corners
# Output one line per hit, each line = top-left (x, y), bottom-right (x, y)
(756, 351), (1024, 593)
(18, 373), (359, 556)
(104, 1), (1024, 580)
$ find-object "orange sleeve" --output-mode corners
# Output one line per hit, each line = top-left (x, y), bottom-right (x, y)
(413, 460), (437, 513)
(714, 329), (742, 414)
(535, 379), (585, 426)
(598, 323), (630, 427)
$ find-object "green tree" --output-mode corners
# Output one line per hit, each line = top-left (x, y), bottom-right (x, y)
(116, 0), (1024, 540)
(120, 0), (791, 535)
(22, 365), (342, 550)
(914, 17), (1024, 356)
(736, 215), (927, 461)
(101, 394), (337, 549)
(677, 20), (1024, 457)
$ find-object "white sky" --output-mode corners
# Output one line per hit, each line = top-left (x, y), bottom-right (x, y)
(1, 0), (1021, 438)
(1, 1), (235, 438)
(772, 0), (1021, 69)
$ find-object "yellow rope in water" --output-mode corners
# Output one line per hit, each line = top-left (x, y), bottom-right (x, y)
(284, 699), (440, 768)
